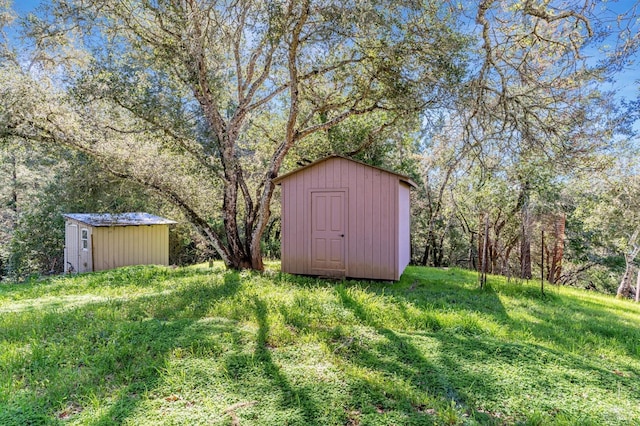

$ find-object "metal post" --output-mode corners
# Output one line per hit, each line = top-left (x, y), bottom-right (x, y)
(541, 230), (545, 296)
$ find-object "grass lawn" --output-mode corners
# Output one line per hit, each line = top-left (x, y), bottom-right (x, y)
(1, 263), (639, 425)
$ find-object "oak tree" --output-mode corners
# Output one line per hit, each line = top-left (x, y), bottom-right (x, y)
(1, 0), (465, 270)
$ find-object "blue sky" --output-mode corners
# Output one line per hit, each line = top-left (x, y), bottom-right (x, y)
(12, 0), (40, 13)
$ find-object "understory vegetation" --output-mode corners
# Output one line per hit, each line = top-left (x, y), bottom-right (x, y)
(1, 264), (639, 425)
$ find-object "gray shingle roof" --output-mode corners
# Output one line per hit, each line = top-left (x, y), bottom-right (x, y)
(62, 212), (177, 227)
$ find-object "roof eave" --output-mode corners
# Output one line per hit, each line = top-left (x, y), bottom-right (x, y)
(62, 213), (177, 227)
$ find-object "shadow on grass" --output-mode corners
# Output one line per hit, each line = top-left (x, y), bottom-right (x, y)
(3, 264), (639, 424)
(0, 269), (242, 425)
(398, 267), (640, 359)
(525, 296), (638, 362)
(327, 267), (640, 423)
(217, 296), (332, 424)
(254, 298), (321, 424)
(333, 278), (639, 424)
(0, 265), (225, 304)
(334, 286), (468, 423)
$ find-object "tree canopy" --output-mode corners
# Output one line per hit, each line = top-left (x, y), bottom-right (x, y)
(0, 0), (638, 283)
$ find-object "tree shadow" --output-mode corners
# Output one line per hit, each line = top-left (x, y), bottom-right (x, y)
(3, 265), (638, 424)
(0, 265), (224, 303)
(334, 286), (467, 422)
(0, 268), (242, 425)
(399, 267), (640, 359)
(221, 298), (323, 424)
(330, 268), (640, 422)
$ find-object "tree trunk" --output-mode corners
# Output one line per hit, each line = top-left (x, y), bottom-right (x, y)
(468, 233), (475, 270)
(490, 215), (506, 275)
(548, 214), (565, 284)
(456, 212), (475, 270)
(480, 213), (489, 288)
(616, 255), (634, 298)
(435, 219), (451, 267)
(249, 238), (265, 270)
(520, 208), (532, 279)
(477, 214), (483, 274)
(635, 268), (640, 303)
(9, 153), (18, 213)
(540, 229), (545, 296)
(422, 231), (445, 267)
(503, 243), (514, 276)
(616, 227), (640, 299)
(555, 213), (566, 282)
(421, 230), (432, 266)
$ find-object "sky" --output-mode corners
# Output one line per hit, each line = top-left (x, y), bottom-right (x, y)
(592, 1), (640, 100)
(12, 0), (39, 14)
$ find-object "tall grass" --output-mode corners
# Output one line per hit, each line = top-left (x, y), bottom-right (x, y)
(1, 264), (639, 425)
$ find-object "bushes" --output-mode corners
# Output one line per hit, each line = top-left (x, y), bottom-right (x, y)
(1, 152), (205, 281)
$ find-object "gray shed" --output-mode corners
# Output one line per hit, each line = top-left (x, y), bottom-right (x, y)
(63, 212), (176, 273)
(273, 155), (416, 280)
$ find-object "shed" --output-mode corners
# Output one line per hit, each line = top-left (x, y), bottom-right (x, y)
(63, 212), (176, 273)
(273, 155), (416, 281)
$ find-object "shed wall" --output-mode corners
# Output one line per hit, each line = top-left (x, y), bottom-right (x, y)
(281, 157), (399, 280)
(398, 183), (411, 278)
(92, 225), (169, 271)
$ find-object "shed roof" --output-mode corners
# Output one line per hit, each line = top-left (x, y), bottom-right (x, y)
(63, 212), (177, 227)
(272, 155), (418, 188)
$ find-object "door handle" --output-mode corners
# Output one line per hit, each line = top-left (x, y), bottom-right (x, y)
(340, 234), (344, 237)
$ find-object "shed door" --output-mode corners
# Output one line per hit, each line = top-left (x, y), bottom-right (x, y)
(311, 191), (346, 273)
(65, 223), (78, 273)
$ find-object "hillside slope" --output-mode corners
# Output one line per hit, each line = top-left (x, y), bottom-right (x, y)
(1, 264), (639, 425)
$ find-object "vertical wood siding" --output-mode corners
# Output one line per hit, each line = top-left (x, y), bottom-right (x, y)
(91, 225), (169, 271)
(280, 157), (407, 280)
(398, 183), (411, 279)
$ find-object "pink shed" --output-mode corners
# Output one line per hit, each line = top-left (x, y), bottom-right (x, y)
(273, 155), (416, 281)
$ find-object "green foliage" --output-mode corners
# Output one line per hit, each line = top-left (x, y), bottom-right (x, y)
(0, 141), (64, 279)
(2, 149), (203, 280)
(168, 223), (210, 266)
(6, 199), (64, 279)
(3, 0), (638, 276)
(1, 264), (639, 424)
(1, 0), (473, 269)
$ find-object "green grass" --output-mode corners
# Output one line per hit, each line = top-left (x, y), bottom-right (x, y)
(1, 263), (639, 425)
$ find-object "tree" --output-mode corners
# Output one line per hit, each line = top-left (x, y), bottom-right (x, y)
(1, 0), (467, 270)
(2, 0), (638, 276)
(408, 0), (637, 272)
(568, 168), (640, 298)
(0, 143), (196, 279)
(414, 117), (470, 268)
(453, 0), (636, 283)
(617, 227), (640, 298)
(0, 138), (63, 278)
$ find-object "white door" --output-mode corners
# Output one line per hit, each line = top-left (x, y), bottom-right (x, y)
(78, 228), (92, 272)
(65, 223), (79, 273)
